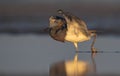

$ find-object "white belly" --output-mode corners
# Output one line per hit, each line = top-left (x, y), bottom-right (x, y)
(65, 23), (90, 42)
(65, 32), (90, 42)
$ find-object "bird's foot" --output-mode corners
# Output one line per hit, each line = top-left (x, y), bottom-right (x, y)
(91, 47), (97, 57)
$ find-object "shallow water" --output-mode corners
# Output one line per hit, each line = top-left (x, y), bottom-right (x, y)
(0, 34), (120, 75)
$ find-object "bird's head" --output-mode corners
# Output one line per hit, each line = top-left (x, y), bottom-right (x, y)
(49, 16), (65, 28)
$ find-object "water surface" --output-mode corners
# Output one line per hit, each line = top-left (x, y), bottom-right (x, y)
(0, 34), (120, 75)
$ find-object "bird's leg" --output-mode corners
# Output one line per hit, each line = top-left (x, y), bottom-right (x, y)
(91, 33), (97, 57)
(74, 42), (79, 53)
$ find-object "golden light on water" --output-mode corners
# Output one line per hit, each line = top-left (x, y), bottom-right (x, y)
(65, 54), (89, 76)
(50, 53), (95, 76)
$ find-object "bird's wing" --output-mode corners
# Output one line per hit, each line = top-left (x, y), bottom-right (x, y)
(58, 10), (89, 37)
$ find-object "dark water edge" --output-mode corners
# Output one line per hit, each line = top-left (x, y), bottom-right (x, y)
(0, 16), (120, 36)
(0, 74), (48, 76)
(0, 73), (120, 76)
(0, 29), (119, 36)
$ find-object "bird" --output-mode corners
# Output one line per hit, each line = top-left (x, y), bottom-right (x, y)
(49, 9), (97, 55)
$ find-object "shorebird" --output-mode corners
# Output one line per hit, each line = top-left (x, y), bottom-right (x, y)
(49, 9), (97, 54)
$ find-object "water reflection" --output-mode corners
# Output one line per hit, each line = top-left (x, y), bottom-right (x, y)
(50, 53), (96, 76)
(91, 53), (97, 74)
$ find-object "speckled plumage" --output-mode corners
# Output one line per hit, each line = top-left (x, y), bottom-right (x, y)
(49, 16), (67, 42)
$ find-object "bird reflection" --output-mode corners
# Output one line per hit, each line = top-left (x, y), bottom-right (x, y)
(49, 53), (96, 76)
(91, 54), (97, 74)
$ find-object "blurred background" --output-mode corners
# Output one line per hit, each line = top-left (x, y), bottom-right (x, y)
(0, 0), (120, 34)
(0, 0), (120, 76)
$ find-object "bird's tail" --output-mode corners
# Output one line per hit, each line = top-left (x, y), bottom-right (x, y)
(89, 30), (103, 34)
(89, 30), (97, 33)
(88, 30), (97, 37)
